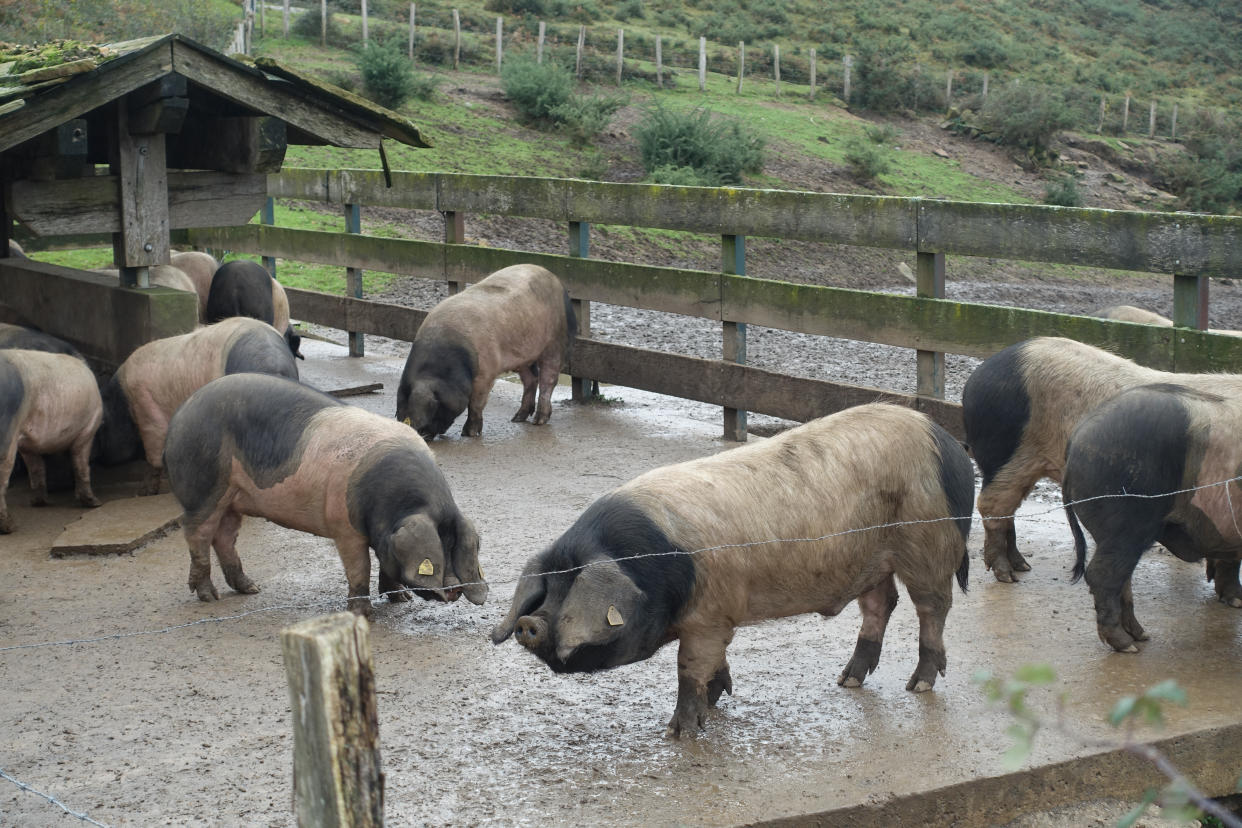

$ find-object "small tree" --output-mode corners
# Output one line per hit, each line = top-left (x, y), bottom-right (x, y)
(634, 105), (764, 185)
(977, 82), (1075, 163)
(356, 41), (415, 110)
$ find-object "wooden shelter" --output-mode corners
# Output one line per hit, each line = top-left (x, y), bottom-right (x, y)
(0, 33), (429, 364)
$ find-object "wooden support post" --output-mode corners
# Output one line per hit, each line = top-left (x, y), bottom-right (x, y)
(575, 26), (585, 79)
(1098, 96), (1106, 133)
(345, 203), (364, 357)
(1122, 93), (1130, 133)
(361, 0), (368, 43)
(981, 71), (988, 98)
(722, 234), (747, 441)
(283, 0), (290, 38)
(616, 28), (624, 85)
(916, 251), (946, 399)
(537, 21), (545, 63)
(409, 3), (416, 59)
(773, 44), (781, 96)
(698, 37), (706, 92)
(842, 54), (852, 105)
(655, 36), (663, 88)
(113, 99), (168, 289)
(444, 210), (465, 295)
(320, 0), (327, 48)
(1173, 273), (1208, 331)
(736, 41), (744, 94)
(945, 70), (952, 108)
(569, 221), (595, 403)
(808, 47), (816, 99)
(452, 9), (461, 70)
(1149, 100), (1156, 139)
(1171, 103), (1178, 139)
(495, 17), (503, 73)
(281, 613), (383, 828)
(261, 196), (276, 277)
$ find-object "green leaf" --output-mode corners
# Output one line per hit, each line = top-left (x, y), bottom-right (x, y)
(1143, 680), (1188, 706)
(1109, 695), (1137, 727)
(1014, 663), (1056, 685)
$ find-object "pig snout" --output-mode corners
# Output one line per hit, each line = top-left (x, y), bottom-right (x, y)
(514, 616), (548, 651)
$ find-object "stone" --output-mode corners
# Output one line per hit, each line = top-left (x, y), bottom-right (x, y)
(50, 493), (182, 557)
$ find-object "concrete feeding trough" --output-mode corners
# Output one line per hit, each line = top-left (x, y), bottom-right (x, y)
(50, 492), (182, 557)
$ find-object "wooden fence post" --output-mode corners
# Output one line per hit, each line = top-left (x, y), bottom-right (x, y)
(1097, 96), (1106, 133)
(345, 203), (364, 357)
(537, 21), (545, 63)
(698, 37), (706, 91)
(916, 251), (946, 399)
(452, 9), (461, 70)
(261, 197), (276, 277)
(320, 0), (327, 47)
(408, 3), (415, 59)
(283, 0), (290, 38)
(1171, 104), (1178, 139)
(1173, 273), (1208, 331)
(655, 36), (662, 88)
(1149, 100), (1156, 139)
(444, 210), (465, 295)
(569, 221), (595, 402)
(260, 0), (266, 38)
(945, 69), (953, 108)
(808, 47), (816, 99)
(576, 26), (585, 79)
(773, 44), (781, 96)
(982, 71), (988, 99)
(842, 54), (852, 104)
(736, 41), (744, 94)
(616, 28), (624, 85)
(1122, 93), (1130, 133)
(282, 613), (383, 828)
(361, 0), (368, 43)
(722, 234), (747, 442)
(495, 17), (503, 72)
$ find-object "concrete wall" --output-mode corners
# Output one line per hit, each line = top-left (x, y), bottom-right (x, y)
(0, 259), (197, 368)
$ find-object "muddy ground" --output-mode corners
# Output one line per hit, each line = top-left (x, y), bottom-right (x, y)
(2, 337), (1242, 827)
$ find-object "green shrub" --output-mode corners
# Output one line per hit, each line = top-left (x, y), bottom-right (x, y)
(550, 92), (627, 145)
(977, 82), (1075, 161)
(292, 8), (346, 46)
(356, 40), (415, 110)
(485, 0), (548, 14)
(843, 137), (892, 182)
(853, 36), (918, 113)
(1043, 175), (1084, 207)
(646, 165), (716, 186)
(408, 71), (443, 101)
(500, 58), (575, 122)
(634, 105), (764, 186)
(863, 123), (901, 145)
(615, 0), (644, 20)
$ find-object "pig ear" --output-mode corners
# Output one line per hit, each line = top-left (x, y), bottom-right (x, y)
(490, 557), (548, 644)
(449, 514), (487, 605)
(391, 515), (444, 585)
(555, 559), (643, 662)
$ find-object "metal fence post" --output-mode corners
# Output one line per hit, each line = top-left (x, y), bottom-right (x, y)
(569, 220), (596, 402)
(916, 251), (945, 399)
(261, 196), (276, 277)
(344, 203), (364, 357)
(723, 234), (747, 441)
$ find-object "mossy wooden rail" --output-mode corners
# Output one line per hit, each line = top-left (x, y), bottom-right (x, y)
(186, 168), (1242, 440)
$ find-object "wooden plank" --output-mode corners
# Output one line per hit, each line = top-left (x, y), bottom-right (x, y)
(281, 613), (383, 828)
(11, 172), (267, 235)
(0, 44), (173, 153)
(285, 287), (427, 341)
(267, 166), (331, 201)
(167, 116), (287, 174)
(189, 225), (447, 280)
(918, 200), (1242, 278)
(436, 174), (567, 220)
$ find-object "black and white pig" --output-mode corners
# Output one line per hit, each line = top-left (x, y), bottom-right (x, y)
(396, 263), (576, 439)
(1064, 383), (1242, 652)
(492, 403), (973, 737)
(163, 373), (487, 614)
(205, 259), (303, 359)
(95, 317), (299, 495)
(169, 251), (219, 320)
(0, 323), (83, 360)
(1, 350), (102, 533)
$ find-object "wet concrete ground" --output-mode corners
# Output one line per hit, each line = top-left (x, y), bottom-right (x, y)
(1, 338), (1241, 826)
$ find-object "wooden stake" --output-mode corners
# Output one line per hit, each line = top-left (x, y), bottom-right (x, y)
(773, 44), (781, 96)
(982, 71), (988, 98)
(283, 0), (290, 38)
(1171, 103), (1178, 139)
(452, 9), (461, 70)
(736, 41), (744, 94)
(576, 25), (585, 79)
(408, 3), (415, 59)
(698, 36), (706, 92)
(655, 36), (662, 88)
(616, 28), (624, 85)
(320, 0), (326, 47)
(282, 613), (383, 828)
(808, 47), (816, 99)
(1149, 100), (1156, 139)
(495, 17), (503, 73)
(842, 54), (852, 104)
(1098, 96), (1106, 133)
(945, 69), (952, 107)
(1122, 93), (1130, 133)
(537, 21), (545, 63)
(361, 0), (368, 43)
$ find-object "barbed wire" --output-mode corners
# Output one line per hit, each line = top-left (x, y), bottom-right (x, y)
(2, 472), (1239, 656)
(0, 768), (109, 827)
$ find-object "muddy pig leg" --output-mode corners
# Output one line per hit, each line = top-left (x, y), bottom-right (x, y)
(0, 439), (17, 533)
(976, 458), (1041, 582)
(20, 449), (47, 507)
(706, 658), (733, 707)
(212, 510), (260, 595)
(838, 573), (900, 688)
(377, 567), (412, 603)
(1209, 559), (1242, 608)
(69, 429), (101, 508)
(462, 383), (493, 438)
(185, 518), (220, 602)
(667, 629), (733, 738)
(1118, 578), (1148, 642)
(903, 580), (953, 692)
(532, 349), (560, 426)
(133, 392), (169, 496)
(1084, 545), (1144, 653)
(336, 537), (374, 617)
(511, 364), (537, 423)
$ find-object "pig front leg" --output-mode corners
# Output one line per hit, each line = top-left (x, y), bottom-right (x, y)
(19, 450), (48, 507)
(0, 440), (16, 533)
(377, 567), (412, 603)
(838, 573), (900, 688)
(336, 537), (374, 617)
(666, 631), (732, 738)
(511, 364), (538, 423)
(462, 383), (492, 437)
(211, 510), (260, 596)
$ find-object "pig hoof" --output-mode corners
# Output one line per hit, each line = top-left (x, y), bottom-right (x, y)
(838, 675), (862, 688)
(79, 494), (102, 508)
(1007, 551), (1031, 573)
(29, 495), (48, 508)
(226, 574), (260, 595)
(193, 581), (219, 602)
(532, 412), (551, 426)
(511, 409), (533, 423)
(0, 517), (13, 534)
(908, 679), (934, 693)
(347, 596), (374, 618)
(1098, 627), (1139, 653)
(706, 667), (733, 706)
(992, 567), (1017, 584)
(386, 589), (413, 603)
(1227, 596), (1242, 609)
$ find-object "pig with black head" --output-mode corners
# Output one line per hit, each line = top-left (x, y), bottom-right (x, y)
(163, 373), (487, 614)
(95, 317), (299, 495)
(206, 259), (303, 359)
(0, 323), (84, 360)
(169, 251), (219, 320)
(396, 264), (576, 439)
(493, 403), (974, 737)
(0, 350), (102, 532)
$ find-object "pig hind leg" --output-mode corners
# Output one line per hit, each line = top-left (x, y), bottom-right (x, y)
(532, 349), (561, 425)
(838, 573), (900, 688)
(511, 364), (538, 423)
(976, 454), (1043, 583)
(211, 510), (260, 595)
(70, 428), (101, 508)
(901, 573), (955, 692)
(184, 518), (220, 602)
(0, 438), (17, 533)
(1208, 559), (1242, 608)
(19, 449), (47, 506)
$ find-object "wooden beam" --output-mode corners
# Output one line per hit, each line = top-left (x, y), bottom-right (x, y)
(127, 75), (190, 135)
(167, 116), (287, 174)
(285, 287), (427, 340)
(10, 171), (267, 235)
(115, 100), (169, 269)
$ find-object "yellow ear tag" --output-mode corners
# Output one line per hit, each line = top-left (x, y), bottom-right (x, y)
(418, 559), (435, 576)
(606, 605), (624, 627)
(402, 417), (412, 426)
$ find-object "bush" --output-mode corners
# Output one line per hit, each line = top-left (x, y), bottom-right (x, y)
(853, 36), (918, 113)
(292, 8), (346, 46)
(1043, 175), (1084, 207)
(843, 137), (892, 182)
(550, 92), (626, 145)
(646, 165), (716, 186)
(500, 58), (575, 122)
(634, 105), (764, 186)
(864, 123), (901, 144)
(356, 41), (416, 110)
(977, 82), (1075, 161)
(615, 0), (644, 20)
(408, 71), (443, 101)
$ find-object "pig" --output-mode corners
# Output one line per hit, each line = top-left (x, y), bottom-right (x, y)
(0, 323), (83, 360)
(96, 264), (197, 295)
(163, 373), (487, 614)
(95, 317), (299, 496)
(0, 350), (102, 533)
(396, 264), (576, 439)
(169, 251), (219, 320)
(1094, 305), (1174, 326)
(492, 403), (973, 737)
(1063, 382), (1242, 652)
(6, 240), (27, 259)
(962, 336), (1242, 600)
(205, 259), (303, 359)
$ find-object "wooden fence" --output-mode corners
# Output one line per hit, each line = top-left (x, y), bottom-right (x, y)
(186, 168), (1242, 440)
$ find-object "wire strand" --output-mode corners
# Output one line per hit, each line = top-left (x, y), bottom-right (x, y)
(0, 768), (109, 827)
